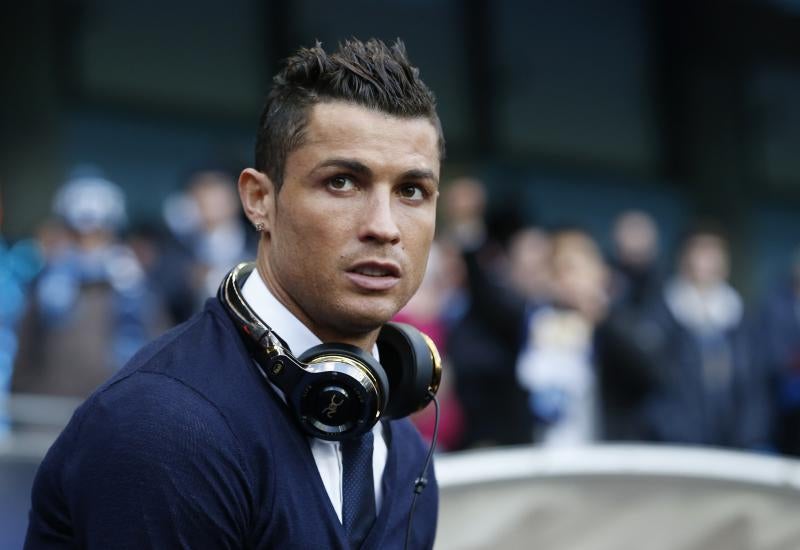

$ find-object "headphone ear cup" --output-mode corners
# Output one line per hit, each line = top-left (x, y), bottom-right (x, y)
(298, 343), (391, 427)
(377, 322), (439, 420)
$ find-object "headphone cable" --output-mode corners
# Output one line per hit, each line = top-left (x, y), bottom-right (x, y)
(404, 391), (440, 550)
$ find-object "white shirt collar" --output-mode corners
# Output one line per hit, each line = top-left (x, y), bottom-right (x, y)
(237, 265), (387, 520)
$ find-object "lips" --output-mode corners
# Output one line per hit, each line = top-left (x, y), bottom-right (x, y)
(345, 260), (401, 291)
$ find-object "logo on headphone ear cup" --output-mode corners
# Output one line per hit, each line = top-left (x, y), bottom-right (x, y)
(296, 344), (390, 439)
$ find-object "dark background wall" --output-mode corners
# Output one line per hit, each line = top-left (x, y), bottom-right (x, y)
(2, 0), (799, 294)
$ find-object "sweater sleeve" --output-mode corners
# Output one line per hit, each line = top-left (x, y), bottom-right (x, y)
(25, 372), (253, 550)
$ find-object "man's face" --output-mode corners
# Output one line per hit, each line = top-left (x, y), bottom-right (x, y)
(682, 235), (729, 286)
(259, 101), (440, 341)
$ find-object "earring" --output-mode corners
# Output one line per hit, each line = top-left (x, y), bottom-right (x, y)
(254, 222), (265, 232)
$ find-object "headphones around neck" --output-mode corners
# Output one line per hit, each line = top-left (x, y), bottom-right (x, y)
(218, 262), (442, 441)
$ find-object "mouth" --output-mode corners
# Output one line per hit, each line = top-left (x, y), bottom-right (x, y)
(345, 261), (402, 291)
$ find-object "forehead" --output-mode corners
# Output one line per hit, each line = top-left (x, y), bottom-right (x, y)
(686, 235), (726, 253)
(289, 101), (440, 175)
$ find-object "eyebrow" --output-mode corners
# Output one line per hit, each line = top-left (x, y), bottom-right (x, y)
(402, 168), (439, 187)
(312, 158), (439, 186)
(313, 158), (372, 178)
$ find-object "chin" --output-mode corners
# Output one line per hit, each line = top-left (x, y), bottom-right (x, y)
(350, 309), (396, 331)
(339, 300), (403, 332)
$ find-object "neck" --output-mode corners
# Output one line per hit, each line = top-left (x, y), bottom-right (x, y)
(254, 254), (379, 351)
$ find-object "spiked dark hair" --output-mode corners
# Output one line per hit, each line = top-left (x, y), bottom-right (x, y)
(254, 38), (444, 190)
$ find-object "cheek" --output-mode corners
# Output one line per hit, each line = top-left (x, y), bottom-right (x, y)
(403, 207), (436, 244)
(273, 211), (332, 278)
(279, 204), (339, 251)
(407, 257), (428, 289)
(404, 224), (436, 287)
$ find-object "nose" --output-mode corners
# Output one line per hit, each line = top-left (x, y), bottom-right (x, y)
(359, 188), (401, 245)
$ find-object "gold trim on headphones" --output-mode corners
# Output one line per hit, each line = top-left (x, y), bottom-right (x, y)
(419, 332), (442, 401)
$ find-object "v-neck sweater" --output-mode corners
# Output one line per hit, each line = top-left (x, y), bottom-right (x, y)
(240, 267), (387, 522)
(24, 298), (438, 549)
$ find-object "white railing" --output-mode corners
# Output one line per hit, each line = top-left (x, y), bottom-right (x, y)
(1, 393), (82, 461)
(434, 445), (800, 550)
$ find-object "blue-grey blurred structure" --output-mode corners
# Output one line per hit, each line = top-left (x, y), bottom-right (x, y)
(1, 0), (799, 295)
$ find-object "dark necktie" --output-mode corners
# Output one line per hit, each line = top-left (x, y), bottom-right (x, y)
(341, 431), (376, 549)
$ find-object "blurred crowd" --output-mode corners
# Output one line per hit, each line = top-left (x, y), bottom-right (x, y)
(2, 172), (800, 458)
(1, 166), (255, 400)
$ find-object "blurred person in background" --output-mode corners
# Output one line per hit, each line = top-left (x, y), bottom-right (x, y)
(0, 187), (43, 436)
(756, 247), (800, 456)
(641, 224), (770, 449)
(11, 170), (167, 397)
(595, 210), (666, 441)
(443, 177), (535, 449)
(162, 166), (256, 319)
(124, 221), (196, 327)
(508, 227), (553, 307)
(517, 226), (662, 445)
(394, 240), (465, 451)
(609, 209), (662, 308)
(516, 228), (608, 446)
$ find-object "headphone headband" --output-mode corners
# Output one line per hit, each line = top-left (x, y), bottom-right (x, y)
(220, 263), (289, 355)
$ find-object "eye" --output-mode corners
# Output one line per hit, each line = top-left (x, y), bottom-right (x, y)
(327, 175), (356, 192)
(399, 184), (426, 202)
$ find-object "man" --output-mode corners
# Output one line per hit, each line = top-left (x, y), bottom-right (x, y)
(643, 226), (770, 448)
(441, 178), (534, 448)
(25, 38), (443, 549)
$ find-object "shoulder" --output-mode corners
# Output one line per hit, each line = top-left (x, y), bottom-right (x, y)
(27, 300), (293, 547)
(52, 302), (257, 486)
(67, 369), (250, 482)
(33, 376), (258, 548)
(110, 300), (227, 379)
(27, 368), (256, 547)
(97, 299), (260, 424)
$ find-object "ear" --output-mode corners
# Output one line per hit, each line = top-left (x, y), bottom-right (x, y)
(238, 168), (276, 235)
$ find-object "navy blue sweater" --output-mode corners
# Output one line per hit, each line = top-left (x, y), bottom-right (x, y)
(24, 298), (438, 549)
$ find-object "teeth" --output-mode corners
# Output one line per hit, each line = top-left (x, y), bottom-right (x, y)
(356, 266), (389, 276)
